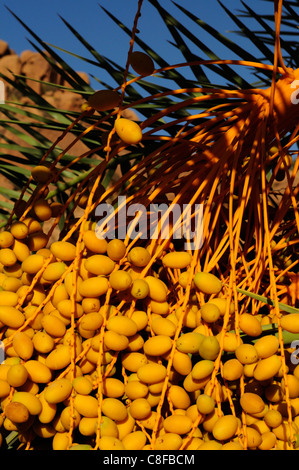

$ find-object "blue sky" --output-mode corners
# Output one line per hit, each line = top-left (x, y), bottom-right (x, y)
(0, 0), (274, 89)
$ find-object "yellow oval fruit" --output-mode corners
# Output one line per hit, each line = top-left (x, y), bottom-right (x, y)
(212, 414), (238, 441)
(281, 374), (299, 398)
(106, 315), (138, 337)
(130, 310), (148, 331)
(168, 385), (191, 410)
(136, 411), (162, 433)
(12, 391), (42, 415)
(172, 351), (192, 376)
(32, 331), (55, 354)
(106, 239), (126, 261)
(183, 373), (210, 393)
(176, 332), (204, 354)
(51, 284), (69, 308)
(163, 414), (193, 435)
(41, 314), (66, 338)
(12, 239), (30, 262)
(143, 335), (172, 356)
(129, 398), (151, 420)
(121, 352), (148, 372)
(101, 377), (125, 398)
(98, 436), (125, 450)
(42, 262), (66, 282)
(258, 431), (277, 450)
(0, 379), (11, 398)
(115, 413), (135, 440)
(10, 221), (28, 240)
(162, 251), (192, 269)
(27, 231), (48, 251)
(24, 360), (52, 384)
(60, 406), (81, 431)
(122, 430), (147, 450)
(254, 335), (279, 358)
(56, 299), (83, 320)
(31, 164), (52, 183)
(45, 344), (71, 370)
(85, 254), (115, 276)
(34, 391), (56, 425)
(0, 231), (14, 248)
(22, 216), (42, 234)
(104, 330), (129, 351)
(12, 332), (34, 360)
(196, 394), (216, 415)
(264, 409), (282, 428)
(78, 276), (109, 298)
(109, 270), (132, 291)
(148, 300), (170, 315)
(0, 290), (18, 307)
(281, 314), (299, 334)
(240, 392), (265, 415)
(199, 336), (220, 360)
(128, 246), (151, 267)
(151, 317), (176, 337)
(208, 297), (234, 316)
(88, 89), (120, 112)
(246, 426), (263, 448)
(81, 297), (100, 314)
(0, 305), (25, 328)
(7, 364), (28, 388)
(44, 378), (72, 404)
(0, 248), (17, 266)
(52, 432), (69, 450)
(253, 355), (282, 381)
(222, 358), (244, 381)
(114, 118), (142, 145)
(191, 360), (214, 380)
(144, 275), (167, 302)
(5, 401), (30, 424)
(73, 376), (93, 396)
(235, 343), (259, 364)
(79, 416), (97, 437)
(73, 394), (98, 418)
(239, 313), (262, 337)
(125, 380), (148, 400)
(194, 272), (222, 295)
(200, 303), (221, 323)
(50, 241), (76, 262)
(79, 311), (104, 331)
(137, 363), (167, 384)
(83, 230), (108, 254)
(130, 51), (155, 75)
(131, 277), (149, 299)
(33, 198), (52, 221)
(22, 254), (45, 275)
(102, 397), (128, 422)
(154, 433), (182, 450)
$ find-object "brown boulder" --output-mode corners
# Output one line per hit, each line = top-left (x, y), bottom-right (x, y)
(0, 40), (9, 57)
(0, 54), (21, 82)
(21, 51), (55, 92)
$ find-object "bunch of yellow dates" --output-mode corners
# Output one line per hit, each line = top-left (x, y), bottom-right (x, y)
(0, 214), (298, 450)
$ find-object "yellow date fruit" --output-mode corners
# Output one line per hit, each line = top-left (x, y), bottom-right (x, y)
(194, 272), (222, 295)
(102, 397), (128, 422)
(114, 118), (142, 145)
(162, 251), (192, 270)
(44, 378), (72, 404)
(212, 414), (238, 441)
